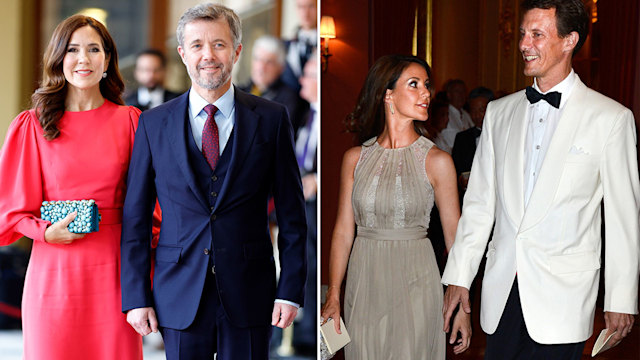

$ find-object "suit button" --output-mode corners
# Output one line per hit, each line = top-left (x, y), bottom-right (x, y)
(211, 175), (218, 181)
(210, 206), (214, 211)
(210, 191), (217, 197)
(211, 214), (217, 220)
(203, 248), (210, 255)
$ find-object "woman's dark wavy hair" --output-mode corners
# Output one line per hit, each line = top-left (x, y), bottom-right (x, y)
(31, 15), (125, 140)
(345, 54), (432, 145)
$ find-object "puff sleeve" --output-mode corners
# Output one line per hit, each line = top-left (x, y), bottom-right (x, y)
(0, 110), (50, 244)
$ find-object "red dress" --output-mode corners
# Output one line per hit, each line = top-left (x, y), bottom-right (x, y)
(0, 101), (143, 360)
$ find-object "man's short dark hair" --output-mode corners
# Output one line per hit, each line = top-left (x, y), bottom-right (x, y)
(521, 0), (590, 55)
(136, 49), (167, 67)
(469, 86), (495, 102)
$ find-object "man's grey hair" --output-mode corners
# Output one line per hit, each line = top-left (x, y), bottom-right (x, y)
(177, 3), (242, 48)
(252, 35), (286, 65)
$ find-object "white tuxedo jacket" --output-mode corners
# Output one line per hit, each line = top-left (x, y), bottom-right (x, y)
(442, 77), (640, 344)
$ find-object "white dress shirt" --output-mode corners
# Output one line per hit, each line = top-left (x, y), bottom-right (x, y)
(286, 28), (317, 76)
(188, 85), (299, 309)
(523, 70), (577, 205)
(188, 86), (236, 154)
(137, 87), (165, 109)
(440, 105), (474, 153)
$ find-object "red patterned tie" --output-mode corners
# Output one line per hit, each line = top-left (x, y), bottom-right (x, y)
(202, 104), (220, 171)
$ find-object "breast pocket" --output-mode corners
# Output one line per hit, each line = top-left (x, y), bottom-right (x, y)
(563, 158), (600, 198)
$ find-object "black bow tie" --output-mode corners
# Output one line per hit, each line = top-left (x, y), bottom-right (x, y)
(525, 86), (561, 108)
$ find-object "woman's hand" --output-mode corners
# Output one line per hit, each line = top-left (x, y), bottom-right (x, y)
(450, 307), (472, 354)
(321, 287), (343, 333)
(44, 211), (85, 244)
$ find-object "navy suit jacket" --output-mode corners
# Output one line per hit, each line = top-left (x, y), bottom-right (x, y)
(121, 89), (307, 329)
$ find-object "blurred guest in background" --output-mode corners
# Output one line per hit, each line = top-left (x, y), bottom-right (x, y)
(282, 0), (317, 92)
(291, 51), (318, 355)
(438, 79), (472, 153)
(126, 49), (179, 111)
(239, 35), (307, 132)
(452, 86), (494, 190)
(428, 99), (451, 151)
(0, 15), (142, 360)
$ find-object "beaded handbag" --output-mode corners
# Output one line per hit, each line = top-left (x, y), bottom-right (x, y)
(40, 200), (100, 233)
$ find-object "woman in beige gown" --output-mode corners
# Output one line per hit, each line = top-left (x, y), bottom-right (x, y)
(321, 55), (471, 359)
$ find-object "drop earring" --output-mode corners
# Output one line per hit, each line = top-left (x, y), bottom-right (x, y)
(388, 103), (395, 115)
(102, 72), (107, 79)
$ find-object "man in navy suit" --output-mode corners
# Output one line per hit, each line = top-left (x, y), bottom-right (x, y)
(120, 3), (307, 359)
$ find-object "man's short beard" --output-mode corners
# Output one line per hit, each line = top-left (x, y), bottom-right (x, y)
(188, 65), (231, 90)
(195, 70), (230, 90)
(191, 55), (235, 90)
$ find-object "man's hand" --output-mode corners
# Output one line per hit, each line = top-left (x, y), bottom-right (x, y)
(604, 311), (635, 346)
(126, 307), (159, 336)
(443, 285), (471, 332)
(271, 303), (298, 329)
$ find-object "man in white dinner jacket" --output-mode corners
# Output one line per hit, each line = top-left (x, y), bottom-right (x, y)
(441, 0), (640, 358)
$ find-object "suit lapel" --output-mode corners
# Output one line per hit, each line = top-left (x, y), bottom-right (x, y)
(503, 92), (528, 226)
(166, 92), (210, 212)
(212, 91), (259, 212)
(519, 79), (587, 231)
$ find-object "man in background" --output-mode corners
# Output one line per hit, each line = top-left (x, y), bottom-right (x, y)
(126, 49), (180, 111)
(239, 35), (307, 132)
(281, 0), (317, 92)
(451, 86), (494, 191)
(290, 51), (318, 355)
(438, 79), (473, 153)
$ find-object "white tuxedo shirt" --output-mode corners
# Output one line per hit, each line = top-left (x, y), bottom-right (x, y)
(442, 76), (640, 344)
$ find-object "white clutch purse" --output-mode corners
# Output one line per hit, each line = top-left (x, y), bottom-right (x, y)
(320, 317), (351, 360)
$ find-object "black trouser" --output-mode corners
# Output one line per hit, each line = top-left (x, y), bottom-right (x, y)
(485, 279), (586, 360)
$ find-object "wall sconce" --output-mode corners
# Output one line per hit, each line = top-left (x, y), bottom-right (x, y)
(320, 16), (336, 72)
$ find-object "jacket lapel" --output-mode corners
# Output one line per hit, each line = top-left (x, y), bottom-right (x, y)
(503, 92), (528, 226)
(212, 90), (259, 212)
(166, 92), (210, 212)
(519, 79), (587, 231)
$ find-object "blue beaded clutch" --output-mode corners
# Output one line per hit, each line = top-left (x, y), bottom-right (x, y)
(40, 200), (100, 233)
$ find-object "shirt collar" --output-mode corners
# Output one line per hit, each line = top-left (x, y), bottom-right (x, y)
(297, 28), (317, 43)
(188, 85), (235, 120)
(533, 69), (576, 109)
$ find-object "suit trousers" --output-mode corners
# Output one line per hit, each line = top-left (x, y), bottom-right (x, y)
(160, 262), (272, 360)
(485, 278), (585, 360)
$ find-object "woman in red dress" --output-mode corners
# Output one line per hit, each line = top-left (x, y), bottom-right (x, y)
(0, 15), (142, 359)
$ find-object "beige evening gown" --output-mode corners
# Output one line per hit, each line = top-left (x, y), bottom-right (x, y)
(344, 136), (445, 360)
